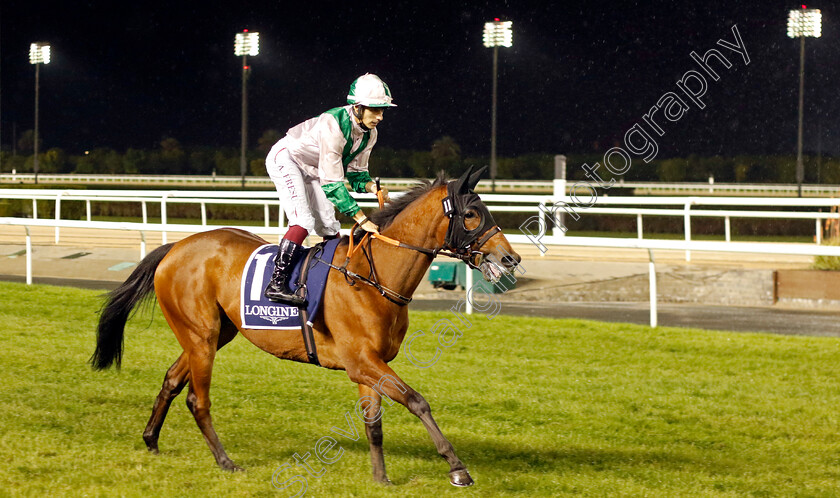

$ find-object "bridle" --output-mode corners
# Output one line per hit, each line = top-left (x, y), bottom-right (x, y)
(440, 179), (502, 269)
(377, 178), (503, 266)
(319, 178), (503, 306)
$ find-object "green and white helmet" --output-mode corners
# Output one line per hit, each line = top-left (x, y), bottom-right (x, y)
(347, 73), (397, 108)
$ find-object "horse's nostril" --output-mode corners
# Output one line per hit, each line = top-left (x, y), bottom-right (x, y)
(502, 255), (519, 268)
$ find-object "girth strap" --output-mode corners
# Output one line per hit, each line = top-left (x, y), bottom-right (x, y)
(294, 244), (322, 366)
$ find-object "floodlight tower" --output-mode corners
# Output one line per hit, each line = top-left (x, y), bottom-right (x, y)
(29, 42), (51, 184)
(787, 6), (821, 197)
(234, 30), (259, 189)
(483, 19), (512, 193)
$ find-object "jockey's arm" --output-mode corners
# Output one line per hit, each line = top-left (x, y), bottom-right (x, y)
(346, 171), (390, 202)
(321, 182), (379, 233)
(317, 116), (379, 232)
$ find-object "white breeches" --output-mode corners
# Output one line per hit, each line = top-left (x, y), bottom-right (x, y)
(266, 141), (340, 236)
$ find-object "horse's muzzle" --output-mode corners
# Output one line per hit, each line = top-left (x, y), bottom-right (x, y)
(499, 253), (520, 270)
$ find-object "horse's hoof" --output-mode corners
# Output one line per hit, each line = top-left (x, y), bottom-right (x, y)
(220, 460), (245, 472)
(373, 473), (392, 485)
(449, 469), (474, 487)
(142, 434), (159, 454)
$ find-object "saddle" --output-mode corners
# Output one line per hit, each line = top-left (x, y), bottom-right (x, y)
(240, 238), (342, 365)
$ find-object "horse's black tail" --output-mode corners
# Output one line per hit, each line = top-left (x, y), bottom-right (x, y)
(90, 243), (174, 370)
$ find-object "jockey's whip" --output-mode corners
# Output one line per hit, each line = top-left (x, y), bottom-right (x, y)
(375, 177), (385, 209)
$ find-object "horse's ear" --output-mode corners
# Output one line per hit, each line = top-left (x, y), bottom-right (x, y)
(452, 165), (474, 194)
(467, 165), (488, 191)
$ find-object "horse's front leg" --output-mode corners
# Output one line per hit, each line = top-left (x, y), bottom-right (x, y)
(349, 358), (473, 487)
(358, 384), (391, 484)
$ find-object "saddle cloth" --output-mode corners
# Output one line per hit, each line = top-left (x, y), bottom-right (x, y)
(239, 238), (341, 330)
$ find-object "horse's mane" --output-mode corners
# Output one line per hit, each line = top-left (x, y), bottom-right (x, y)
(370, 171), (449, 230)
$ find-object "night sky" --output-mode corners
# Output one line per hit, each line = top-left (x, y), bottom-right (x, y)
(1, 1), (838, 160)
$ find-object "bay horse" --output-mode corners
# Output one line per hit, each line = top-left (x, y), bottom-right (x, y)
(91, 167), (520, 487)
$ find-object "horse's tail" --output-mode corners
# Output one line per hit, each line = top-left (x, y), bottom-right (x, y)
(91, 243), (174, 370)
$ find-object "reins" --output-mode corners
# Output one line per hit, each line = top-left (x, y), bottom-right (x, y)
(317, 181), (416, 306)
(319, 179), (502, 306)
(318, 233), (414, 306)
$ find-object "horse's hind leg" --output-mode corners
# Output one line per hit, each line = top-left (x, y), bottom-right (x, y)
(184, 339), (242, 471)
(142, 320), (238, 454)
(143, 353), (190, 453)
(358, 384), (390, 484)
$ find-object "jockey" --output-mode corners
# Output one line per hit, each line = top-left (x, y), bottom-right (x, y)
(264, 73), (396, 305)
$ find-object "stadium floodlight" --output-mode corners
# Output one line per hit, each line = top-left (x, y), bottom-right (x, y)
(29, 42), (51, 64)
(483, 20), (513, 48)
(234, 30), (260, 189)
(234, 30), (260, 57)
(29, 42), (51, 184)
(787, 7), (821, 197)
(787, 8), (822, 38)
(483, 19), (512, 192)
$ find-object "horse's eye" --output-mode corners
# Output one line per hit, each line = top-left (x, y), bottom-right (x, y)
(464, 211), (477, 219)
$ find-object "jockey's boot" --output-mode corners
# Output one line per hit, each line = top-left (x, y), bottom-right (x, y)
(264, 239), (307, 307)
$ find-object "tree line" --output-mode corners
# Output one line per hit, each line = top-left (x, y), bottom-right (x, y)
(2, 130), (838, 184)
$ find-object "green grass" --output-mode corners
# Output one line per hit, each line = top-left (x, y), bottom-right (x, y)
(2, 281), (840, 497)
(813, 239), (840, 270)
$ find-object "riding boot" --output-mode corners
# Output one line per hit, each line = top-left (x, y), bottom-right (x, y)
(264, 239), (307, 306)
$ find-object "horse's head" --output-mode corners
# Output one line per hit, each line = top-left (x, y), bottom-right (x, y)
(370, 168), (520, 283)
(440, 166), (521, 282)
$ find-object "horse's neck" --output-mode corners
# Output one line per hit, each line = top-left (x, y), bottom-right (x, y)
(381, 189), (446, 249)
(372, 189), (448, 297)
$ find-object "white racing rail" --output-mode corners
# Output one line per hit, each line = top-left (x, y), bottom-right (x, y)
(0, 173), (548, 192)
(3, 188), (840, 325)
(3, 189), (840, 251)
(3, 216), (840, 326)
(4, 173), (840, 196)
